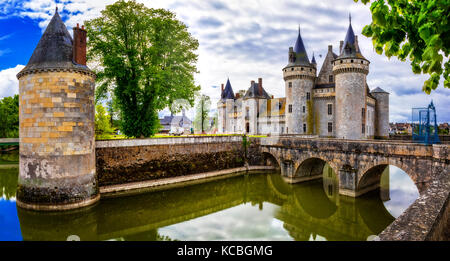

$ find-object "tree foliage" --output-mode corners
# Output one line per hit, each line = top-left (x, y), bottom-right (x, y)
(85, 0), (200, 137)
(0, 95), (19, 138)
(355, 0), (449, 93)
(193, 95), (211, 133)
(95, 104), (115, 139)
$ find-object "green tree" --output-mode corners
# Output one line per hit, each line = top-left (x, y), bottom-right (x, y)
(355, 0), (449, 93)
(95, 104), (114, 139)
(0, 95), (19, 138)
(85, 0), (200, 138)
(193, 95), (211, 134)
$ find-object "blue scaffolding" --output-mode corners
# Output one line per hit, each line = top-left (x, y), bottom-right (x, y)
(411, 101), (440, 145)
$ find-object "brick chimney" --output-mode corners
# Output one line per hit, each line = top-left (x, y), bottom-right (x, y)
(355, 35), (359, 52)
(339, 40), (343, 54)
(221, 83), (224, 92)
(73, 23), (87, 65)
(328, 45), (332, 52)
(258, 78), (263, 95)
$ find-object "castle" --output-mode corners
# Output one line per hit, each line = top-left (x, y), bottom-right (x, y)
(217, 17), (389, 140)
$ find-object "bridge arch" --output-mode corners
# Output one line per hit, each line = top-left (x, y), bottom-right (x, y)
(294, 157), (338, 182)
(261, 152), (281, 170)
(357, 161), (421, 194)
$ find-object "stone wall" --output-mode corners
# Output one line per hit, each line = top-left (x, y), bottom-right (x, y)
(95, 136), (248, 186)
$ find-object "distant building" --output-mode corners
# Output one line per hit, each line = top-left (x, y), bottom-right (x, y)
(159, 110), (192, 134)
(217, 17), (390, 139)
(389, 122), (412, 134)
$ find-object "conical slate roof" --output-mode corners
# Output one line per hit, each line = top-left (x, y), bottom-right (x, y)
(371, 87), (389, 94)
(221, 78), (235, 100)
(291, 27), (311, 66)
(338, 15), (366, 59)
(17, 8), (90, 77)
(311, 53), (316, 64)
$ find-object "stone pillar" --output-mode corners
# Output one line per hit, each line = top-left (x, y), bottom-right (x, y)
(338, 165), (358, 197)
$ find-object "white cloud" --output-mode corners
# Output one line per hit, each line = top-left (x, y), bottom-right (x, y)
(0, 64), (24, 98)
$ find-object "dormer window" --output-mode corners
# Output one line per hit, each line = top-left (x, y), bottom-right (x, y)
(329, 75), (333, 83)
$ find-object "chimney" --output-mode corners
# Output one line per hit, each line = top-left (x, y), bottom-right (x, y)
(73, 23), (87, 65)
(221, 83), (224, 92)
(236, 93), (240, 99)
(328, 45), (332, 52)
(258, 78), (263, 95)
(251, 80), (255, 86)
(339, 40), (343, 54)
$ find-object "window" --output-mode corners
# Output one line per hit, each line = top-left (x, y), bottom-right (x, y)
(286, 127), (288, 134)
(351, 59), (354, 63)
(328, 122), (333, 133)
(302, 106), (306, 113)
(279, 102), (282, 110)
(328, 185), (333, 196)
(303, 124), (307, 133)
(301, 67), (304, 71)
(288, 82), (292, 88)
(362, 123), (365, 134)
(281, 127), (284, 134)
(306, 92), (310, 100)
(329, 75), (333, 83)
(328, 167), (333, 178)
(288, 104), (292, 113)
(327, 104), (332, 115)
(362, 108), (365, 119)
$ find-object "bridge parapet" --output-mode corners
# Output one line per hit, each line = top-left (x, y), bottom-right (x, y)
(258, 136), (449, 198)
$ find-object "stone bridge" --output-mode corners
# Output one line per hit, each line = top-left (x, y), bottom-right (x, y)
(258, 136), (449, 197)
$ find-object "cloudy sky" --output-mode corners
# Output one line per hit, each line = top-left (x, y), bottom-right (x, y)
(0, 0), (448, 122)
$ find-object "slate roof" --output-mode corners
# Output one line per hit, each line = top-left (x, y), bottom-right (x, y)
(337, 17), (366, 60)
(160, 115), (192, 127)
(18, 8), (91, 77)
(286, 28), (312, 67)
(221, 78), (235, 100)
(243, 82), (271, 100)
(371, 87), (389, 94)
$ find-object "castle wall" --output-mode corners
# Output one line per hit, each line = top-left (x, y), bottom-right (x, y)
(17, 71), (98, 210)
(314, 97), (335, 137)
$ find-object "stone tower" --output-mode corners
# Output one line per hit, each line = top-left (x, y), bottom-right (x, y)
(333, 16), (370, 139)
(218, 78), (235, 133)
(283, 27), (316, 134)
(16, 9), (98, 211)
(371, 87), (390, 138)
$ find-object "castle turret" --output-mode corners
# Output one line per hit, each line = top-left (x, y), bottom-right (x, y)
(283, 26), (316, 134)
(218, 78), (235, 133)
(16, 8), (98, 211)
(371, 87), (390, 138)
(332, 15), (370, 139)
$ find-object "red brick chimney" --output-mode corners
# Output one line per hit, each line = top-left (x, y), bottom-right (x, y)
(73, 23), (87, 65)
(258, 78), (263, 95)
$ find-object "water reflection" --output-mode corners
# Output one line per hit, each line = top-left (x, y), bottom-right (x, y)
(0, 160), (419, 241)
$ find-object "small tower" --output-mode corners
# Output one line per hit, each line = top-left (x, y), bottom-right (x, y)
(16, 9), (98, 210)
(332, 15), (370, 139)
(371, 87), (390, 138)
(283, 26), (316, 134)
(218, 78), (235, 133)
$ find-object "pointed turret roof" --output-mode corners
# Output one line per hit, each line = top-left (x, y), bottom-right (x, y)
(311, 53), (316, 65)
(371, 87), (389, 94)
(221, 78), (235, 100)
(291, 26), (311, 66)
(337, 14), (366, 59)
(17, 8), (91, 77)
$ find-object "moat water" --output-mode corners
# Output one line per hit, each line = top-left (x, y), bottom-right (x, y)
(0, 150), (419, 241)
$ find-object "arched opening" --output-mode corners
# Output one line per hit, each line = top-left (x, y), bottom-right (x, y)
(262, 152), (280, 171)
(294, 157), (335, 182)
(358, 164), (419, 218)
